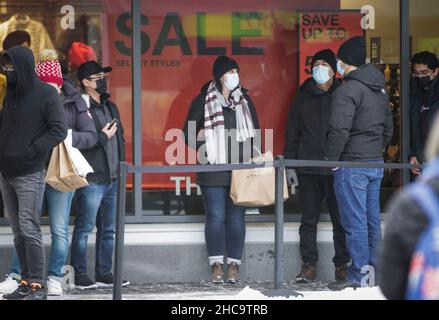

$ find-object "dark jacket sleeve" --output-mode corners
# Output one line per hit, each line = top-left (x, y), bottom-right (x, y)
(379, 191), (428, 300)
(71, 98), (98, 150)
(96, 102), (125, 149)
(183, 94), (205, 150)
(324, 85), (357, 161)
(246, 95), (262, 155)
(246, 95), (260, 130)
(32, 90), (67, 155)
(383, 95), (394, 148)
(409, 98), (418, 159)
(284, 95), (301, 159)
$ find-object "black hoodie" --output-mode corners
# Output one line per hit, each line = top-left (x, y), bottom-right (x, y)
(324, 64), (394, 162)
(284, 77), (341, 175)
(0, 46), (67, 177)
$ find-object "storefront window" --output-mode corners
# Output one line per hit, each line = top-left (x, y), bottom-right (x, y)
(2, 1), (436, 221)
(0, 0), (132, 219)
(133, 0), (403, 218)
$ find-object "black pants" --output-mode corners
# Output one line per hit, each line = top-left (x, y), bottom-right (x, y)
(298, 174), (350, 266)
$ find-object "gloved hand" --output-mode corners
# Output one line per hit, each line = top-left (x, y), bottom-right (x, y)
(286, 168), (299, 187)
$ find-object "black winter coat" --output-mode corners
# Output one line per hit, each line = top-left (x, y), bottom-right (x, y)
(183, 81), (260, 186)
(81, 96), (125, 183)
(409, 77), (439, 163)
(324, 64), (394, 162)
(379, 178), (435, 300)
(0, 46), (67, 177)
(284, 77), (341, 175)
(62, 76), (97, 150)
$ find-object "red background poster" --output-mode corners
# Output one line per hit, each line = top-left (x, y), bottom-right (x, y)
(100, 1), (362, 190)
(299, 10), (364, 84)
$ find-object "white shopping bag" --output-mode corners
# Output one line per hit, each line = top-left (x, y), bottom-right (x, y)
(65, 129), (94, 178)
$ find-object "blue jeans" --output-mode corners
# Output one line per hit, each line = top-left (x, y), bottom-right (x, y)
(46, 185), (74, 279)
(0, 170), (46, 285)
(8, 185), (75, 279)
(9, 250), (20, 275)
(333, 161), (384, 284)
(71, 181), (117, 277)
(201, 186), (246, 263)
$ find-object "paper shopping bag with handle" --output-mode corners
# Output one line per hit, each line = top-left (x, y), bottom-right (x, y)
(45, 142), (89, 192)
(230, 149), (288, 207)
(58, 141), (89, 191)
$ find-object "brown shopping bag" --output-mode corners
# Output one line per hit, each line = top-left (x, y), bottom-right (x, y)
(45, 142), (89, 192)
(230, 149), (288, 207)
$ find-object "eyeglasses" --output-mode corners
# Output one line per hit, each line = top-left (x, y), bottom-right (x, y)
(412, 71), (433, 78)
(87, 73), (107, 81)
(2, 65), (14, 72)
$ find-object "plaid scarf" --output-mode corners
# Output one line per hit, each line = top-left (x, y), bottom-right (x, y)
(203, 80), (255, 164)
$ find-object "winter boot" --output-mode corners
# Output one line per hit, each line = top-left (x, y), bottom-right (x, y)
(211, 262), (224, 284)
(335, 264), (347, 282)
(295, 262), (317, 283)
(226, 262), (240, 284)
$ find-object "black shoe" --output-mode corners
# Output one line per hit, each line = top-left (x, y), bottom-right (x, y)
(327, 280), (360, 291)
(25, 284), (47, 300)
(3, 281), (31, 300)
(95, 273), (130, 288)
(74, 274), (98, 290)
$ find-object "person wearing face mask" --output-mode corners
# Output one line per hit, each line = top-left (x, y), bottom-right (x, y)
(0, 31), (32, 110)
(0, 50), (99, 297)
(324, 36), (394, 290)
(71, 60), (129, 290)
(183, 56), (260, 284)
(0, 46), (67, 300)
(36, 51), (98, 296)
(0, 30), (33, 295)
(409, 51), (439, 176)
(284, 49), (350, 284)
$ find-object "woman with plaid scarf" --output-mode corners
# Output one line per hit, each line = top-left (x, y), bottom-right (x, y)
(183, 56), (260, 284)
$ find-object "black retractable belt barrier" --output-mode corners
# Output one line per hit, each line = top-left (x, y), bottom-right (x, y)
(113, 159), (421, 299)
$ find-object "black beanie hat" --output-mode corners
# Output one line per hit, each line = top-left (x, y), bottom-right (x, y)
(213, 55), (239, 79)
(337, 36), (367, 67)
(311, 49), (337, 73)
(412, 51), (439, 70)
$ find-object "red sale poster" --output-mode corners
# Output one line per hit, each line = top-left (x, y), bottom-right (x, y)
(298, 10), (364, 85)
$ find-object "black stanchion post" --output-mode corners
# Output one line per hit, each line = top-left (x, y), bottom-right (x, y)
(274, 155), (285, 289)
(263, 156), (302, 298)
(113, 161), (128, 300)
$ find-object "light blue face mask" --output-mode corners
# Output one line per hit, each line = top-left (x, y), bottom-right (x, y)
(337, 60), (346, 77)
(312, 65), (331, 84)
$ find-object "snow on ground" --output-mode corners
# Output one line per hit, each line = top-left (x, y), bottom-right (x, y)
(236, 286), (386, 300)
(146, 286), (385, 300)
(39, 285), (386, 300)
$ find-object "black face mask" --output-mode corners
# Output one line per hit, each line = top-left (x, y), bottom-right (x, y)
(95, 78), (108, 95)
(5, 71), (17, 86)
(417, 75), (432, 88)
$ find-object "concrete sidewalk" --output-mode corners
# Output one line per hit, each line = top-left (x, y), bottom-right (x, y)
(47, 281), (332, 300)
(44, 281), (384, 300)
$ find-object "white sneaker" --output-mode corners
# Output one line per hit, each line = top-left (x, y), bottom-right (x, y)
(47, 277), (63, 296)
(0, 274), (20, 294)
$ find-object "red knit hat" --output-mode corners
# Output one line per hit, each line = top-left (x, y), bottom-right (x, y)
(35, 50), (64, 87)
(68, 42), (97, 69)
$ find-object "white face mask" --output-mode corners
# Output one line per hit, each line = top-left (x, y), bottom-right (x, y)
(312, 65), (331, 84)
(224, 73), (240, 90)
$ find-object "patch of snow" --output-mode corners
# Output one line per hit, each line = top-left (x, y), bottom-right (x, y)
(235, 286), (385, 300)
